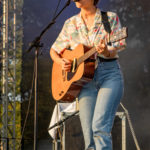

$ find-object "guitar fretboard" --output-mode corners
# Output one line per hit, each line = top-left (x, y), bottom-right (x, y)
(110, 27), (127, 42)
(77, 47), (96, 66)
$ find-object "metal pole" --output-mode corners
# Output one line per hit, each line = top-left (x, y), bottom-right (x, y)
(12, 0), (16, 148)
(1, 0), (17, 149)
(122, 113), (126, 150)
(33, 48), (39, 150)
(2, 0), (8, 148)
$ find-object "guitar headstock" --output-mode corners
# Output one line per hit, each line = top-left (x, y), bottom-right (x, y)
(110, 27), (128, 43)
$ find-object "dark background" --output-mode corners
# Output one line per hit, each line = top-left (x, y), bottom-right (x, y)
(21, 0), (150, 149)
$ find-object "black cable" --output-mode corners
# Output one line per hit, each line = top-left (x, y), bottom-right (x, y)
(52, 0), (62, 18)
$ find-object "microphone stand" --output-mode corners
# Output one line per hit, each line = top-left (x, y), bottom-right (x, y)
(25, 0), (72, 150)
(48, 110), (79, 131)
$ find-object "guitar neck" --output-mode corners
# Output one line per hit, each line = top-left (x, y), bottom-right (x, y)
(110, 27), (127, 43)
(77, 47), (97, 66)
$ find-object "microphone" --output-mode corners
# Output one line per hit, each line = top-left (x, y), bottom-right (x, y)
(72, 0), (80, 2)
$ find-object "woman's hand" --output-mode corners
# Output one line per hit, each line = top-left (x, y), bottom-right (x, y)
(59, 58), (72, 72)
(96, 39), (110, 57)
(50, 48), (72, 72)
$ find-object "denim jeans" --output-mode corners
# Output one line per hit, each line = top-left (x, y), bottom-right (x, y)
(78, 59), (124, 150)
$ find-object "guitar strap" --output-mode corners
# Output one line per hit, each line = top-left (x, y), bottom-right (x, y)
(101, 11), (112, 46)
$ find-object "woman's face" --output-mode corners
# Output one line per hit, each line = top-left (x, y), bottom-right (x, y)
(75, 0), (95, 9)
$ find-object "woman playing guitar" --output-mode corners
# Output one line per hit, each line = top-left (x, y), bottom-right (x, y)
(50, 0), (126, 149)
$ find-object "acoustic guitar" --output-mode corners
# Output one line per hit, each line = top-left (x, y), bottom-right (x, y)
(52, 27), (128, 102)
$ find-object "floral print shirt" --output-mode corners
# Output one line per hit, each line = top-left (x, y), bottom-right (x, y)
(52, 8), (126, 58)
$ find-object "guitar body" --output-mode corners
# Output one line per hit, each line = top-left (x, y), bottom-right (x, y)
(52, 44), (95, 102)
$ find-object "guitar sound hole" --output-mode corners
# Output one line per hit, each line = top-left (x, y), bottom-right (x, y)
(67, 72), (75, 81)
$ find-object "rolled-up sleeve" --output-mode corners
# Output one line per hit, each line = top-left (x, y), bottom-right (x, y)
(110, 13), (126, 51)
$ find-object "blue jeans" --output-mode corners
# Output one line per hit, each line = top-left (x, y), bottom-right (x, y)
(78, 59), (124, 150)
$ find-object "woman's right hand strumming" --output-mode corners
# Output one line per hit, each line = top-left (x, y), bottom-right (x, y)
(50, 48), (72, 72)
(59, 58), (72, 72)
